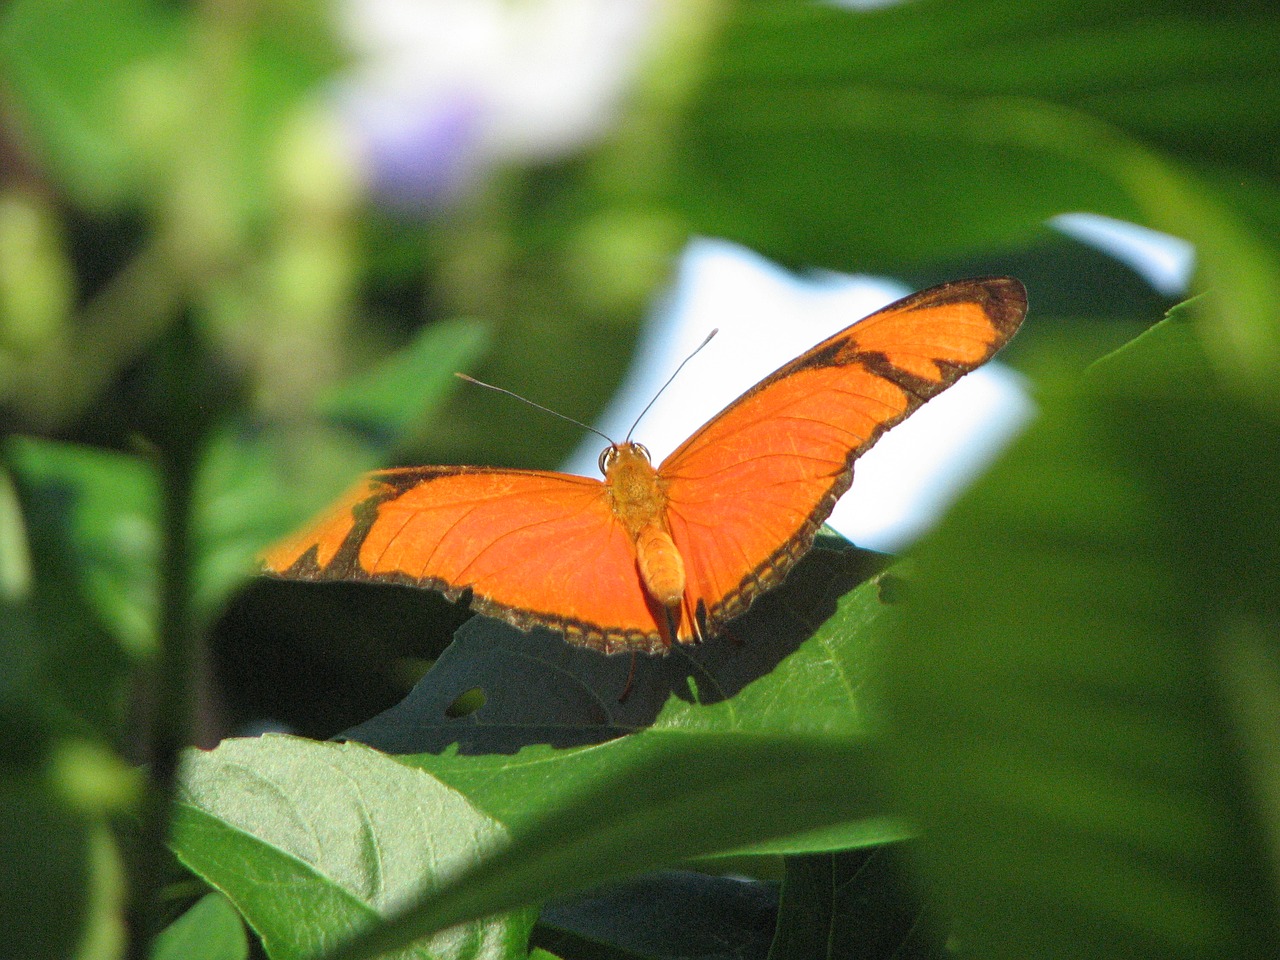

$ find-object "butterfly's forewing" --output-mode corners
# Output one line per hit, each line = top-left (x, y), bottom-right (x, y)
(661, 276), (1027, 638)
(262, 466), (671, 652)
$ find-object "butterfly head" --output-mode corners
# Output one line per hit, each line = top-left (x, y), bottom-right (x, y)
(598, 441), (652, 477)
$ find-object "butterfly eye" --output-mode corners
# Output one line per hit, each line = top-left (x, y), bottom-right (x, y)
(633, 443), (651, 463)
(598, 446), (618, 475)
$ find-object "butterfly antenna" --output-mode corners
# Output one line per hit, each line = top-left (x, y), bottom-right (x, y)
(455, 373), (614, 445)
(624, 328), (719, 443)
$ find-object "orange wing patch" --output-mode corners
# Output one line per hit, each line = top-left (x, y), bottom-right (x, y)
(658, 276), (1026, 639)
(840, 277), (1025, 380)
(262, 277), (1028, 653)
(263, 466), (677, 653)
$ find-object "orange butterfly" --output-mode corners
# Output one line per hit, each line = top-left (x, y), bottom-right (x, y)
(262, 277), (1026, 654)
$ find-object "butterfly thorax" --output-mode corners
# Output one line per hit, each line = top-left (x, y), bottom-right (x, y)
(601, 443), (664, 536)
(601, 442), (686, 617)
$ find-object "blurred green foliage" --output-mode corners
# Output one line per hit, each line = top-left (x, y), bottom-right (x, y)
(1, 0), (1278, 959)
(880, 304), (1280, 960)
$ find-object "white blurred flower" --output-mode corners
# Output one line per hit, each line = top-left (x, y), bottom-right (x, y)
(333, 0), (658, 209)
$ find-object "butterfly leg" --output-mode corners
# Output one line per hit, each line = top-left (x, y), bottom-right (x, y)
(618, 651), (638, 704)
(663, 605), (682, 646)
(694, 598), (710, 643)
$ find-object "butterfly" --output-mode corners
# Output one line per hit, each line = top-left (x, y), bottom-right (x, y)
(262, 276), (1027, 654)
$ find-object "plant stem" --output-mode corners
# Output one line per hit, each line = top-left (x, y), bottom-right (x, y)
(126, 322), (203, 960)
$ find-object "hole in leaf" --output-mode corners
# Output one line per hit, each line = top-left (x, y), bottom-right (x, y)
(444, 687), (486, 718)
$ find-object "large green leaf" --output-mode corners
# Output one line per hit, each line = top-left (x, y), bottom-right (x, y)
(679, 0), (1280, 264)
(170, 538), (908, 959)
(674, 0), (1280, 395)
(343, 541), (902, 848)
(171, 737), (536, 960)
(325, 734), (880, 960)
(278, 542), (906, 959)
(876, 306), (1280, 958)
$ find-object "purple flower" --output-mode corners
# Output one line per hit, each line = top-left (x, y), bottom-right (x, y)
(332, 0), (658, 212)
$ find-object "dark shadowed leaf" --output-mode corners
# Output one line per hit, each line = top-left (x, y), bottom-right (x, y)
(767, 849), (944, 960)
(537, 871), (779, 960)
(343, 538), (886, 754)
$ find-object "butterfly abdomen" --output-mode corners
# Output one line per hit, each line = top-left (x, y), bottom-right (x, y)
(635, 522), (685, 609)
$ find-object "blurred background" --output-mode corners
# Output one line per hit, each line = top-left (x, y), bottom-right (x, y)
(2, 0), (1277, 743)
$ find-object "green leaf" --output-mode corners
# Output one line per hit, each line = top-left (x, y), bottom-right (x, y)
(675, 0), (1280, 397)
(150, 893), (247, 960)
(876, 307), (1280, 958)
(318, 541), (905, 959)
(172, 541), (902, 960)
(0, 0), (178, 206)
(5, 436), (158, 656)
(0, 774), (125, 960)
(344, 540), (887, 753)
(767, 849), (943, 960)
(331, 736), (878, 960)
(346, 541), (903, 851)
(320, 317), (491, 444)
(680, 0), (1279, 263)
(0, 0), (336, 217)
(170, 737), (535, 960)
